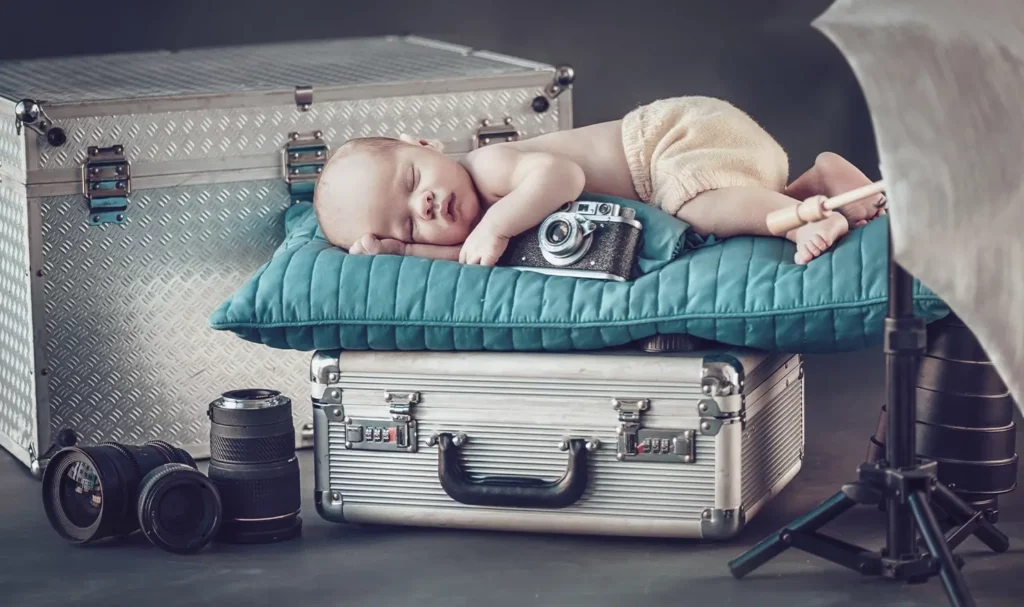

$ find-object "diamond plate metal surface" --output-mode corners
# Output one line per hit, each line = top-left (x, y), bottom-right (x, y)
(39, 181), (312, 451)
(0, 102), (25, 180)
(0, 180), (36, 462)
(0, 37), (537, 104)
(35, 87), (561, 171)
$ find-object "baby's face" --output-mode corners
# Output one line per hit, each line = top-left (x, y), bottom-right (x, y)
(318, 140), (482, 248)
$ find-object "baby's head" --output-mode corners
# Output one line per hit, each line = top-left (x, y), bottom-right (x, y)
(313, 135), (482, 250)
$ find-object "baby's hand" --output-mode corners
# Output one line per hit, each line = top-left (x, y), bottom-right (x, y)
(459, 224), (509, 266)
(348, 234), (406, 256)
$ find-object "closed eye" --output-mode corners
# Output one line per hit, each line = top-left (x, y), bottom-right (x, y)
(407, 164), (420, 192)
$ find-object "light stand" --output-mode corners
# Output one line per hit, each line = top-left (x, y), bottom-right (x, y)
(728, 191), (1010, 607)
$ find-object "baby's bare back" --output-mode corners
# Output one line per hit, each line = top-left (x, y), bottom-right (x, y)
(502, 120), (639, 200)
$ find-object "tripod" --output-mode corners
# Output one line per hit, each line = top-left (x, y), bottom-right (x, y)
(730, 198), (1011, 607)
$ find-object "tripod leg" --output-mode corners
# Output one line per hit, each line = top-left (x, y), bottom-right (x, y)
(930, 482), (1010, 553)
(907, 491), (976, 607)
(729, 490), (856, 579)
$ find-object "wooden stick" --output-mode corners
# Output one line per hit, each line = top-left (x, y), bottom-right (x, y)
(766, 179), (887, 236)
(823, 180), (887, 211)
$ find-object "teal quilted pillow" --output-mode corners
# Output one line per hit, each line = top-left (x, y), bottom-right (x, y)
(209, 195), (948, 353)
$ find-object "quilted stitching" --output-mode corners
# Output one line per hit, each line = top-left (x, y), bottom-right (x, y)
(210, 199), (948, 353)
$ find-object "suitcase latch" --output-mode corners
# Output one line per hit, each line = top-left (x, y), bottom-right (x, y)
(81, 145), (131, 226)
(282, 131), (330, 204)
(613, 398), (697, 464)
(475, 118), (520, 149)
(341, 390), (420, 454)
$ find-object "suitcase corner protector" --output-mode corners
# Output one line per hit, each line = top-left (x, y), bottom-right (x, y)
(700, 507), (746, 541)
(701, 354), (744, 397)
(310, 350), (342, 384)
(315, 490), (345, 523)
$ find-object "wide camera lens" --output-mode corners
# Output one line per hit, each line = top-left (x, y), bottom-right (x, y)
(138, 463), (222, 554)
(42, 440), (194, 544)
(207, 389), (302, 544)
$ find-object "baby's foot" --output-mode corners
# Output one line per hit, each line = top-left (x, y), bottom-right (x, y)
(838, 193), (887, 229)
(788, 212), (849, 265)
(812, 152), (886, 228)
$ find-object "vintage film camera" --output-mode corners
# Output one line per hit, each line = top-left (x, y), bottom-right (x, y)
(498, 200), (644, 281)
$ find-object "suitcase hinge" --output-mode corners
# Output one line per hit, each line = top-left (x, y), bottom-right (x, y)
(697, 398), (744, 437)
(282, 131), (330, 204)
(294, 86), (314, 111)
(613, 398), (697, 464)
(81, 145), (131, 225)
(475, 118), (520, 149)
(341, 390), (420, 454)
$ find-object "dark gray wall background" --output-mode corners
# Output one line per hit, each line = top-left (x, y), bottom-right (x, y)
(0, 0), (880, 181)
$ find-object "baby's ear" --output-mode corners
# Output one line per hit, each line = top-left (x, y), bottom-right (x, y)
(398, 133), (444, 152)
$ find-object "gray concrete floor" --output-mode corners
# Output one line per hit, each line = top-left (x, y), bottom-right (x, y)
(2, 348), (1022, 607)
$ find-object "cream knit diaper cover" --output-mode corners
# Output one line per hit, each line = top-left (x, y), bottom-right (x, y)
(620, 96), (790, 217)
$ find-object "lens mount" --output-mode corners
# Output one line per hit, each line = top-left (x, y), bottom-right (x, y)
(538, 213), (592, 267)
(137, 463), (222, 555)
(216, 388), (286, 410)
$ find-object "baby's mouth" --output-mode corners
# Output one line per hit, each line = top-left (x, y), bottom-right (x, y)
(444, 193), (456, 222)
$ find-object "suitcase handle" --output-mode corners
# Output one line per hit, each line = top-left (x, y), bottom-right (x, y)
(433, 432), (589, 509)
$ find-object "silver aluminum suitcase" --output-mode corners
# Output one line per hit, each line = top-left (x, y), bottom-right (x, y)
(311, 349), (804, 539)
(0, 36), (574, 475)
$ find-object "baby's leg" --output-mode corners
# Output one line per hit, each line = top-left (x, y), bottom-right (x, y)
(785, 152), (886, 228)
(675, 186), (847, 264)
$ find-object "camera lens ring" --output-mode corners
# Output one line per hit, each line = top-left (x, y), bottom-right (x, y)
(218, 389), (283, 410)
(538, 212), (582, 256)
(145, 440), (196, 467)
(137, 463), (222, 555)
(42, 449), (108, 543)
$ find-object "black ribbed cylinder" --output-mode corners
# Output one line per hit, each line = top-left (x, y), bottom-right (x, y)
(206, 389), (302, 543)
(869, 313), (1019, 518)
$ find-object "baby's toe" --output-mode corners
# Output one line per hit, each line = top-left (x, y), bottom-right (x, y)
(794, 244), (813, 265)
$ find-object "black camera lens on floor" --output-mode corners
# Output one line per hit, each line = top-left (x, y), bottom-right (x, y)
(41, 440), (221, 554)
(137, 463), (223, 554)
(207, 389), (302, 544)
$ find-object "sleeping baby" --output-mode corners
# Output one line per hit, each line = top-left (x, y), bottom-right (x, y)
(312, 96), (886, 266)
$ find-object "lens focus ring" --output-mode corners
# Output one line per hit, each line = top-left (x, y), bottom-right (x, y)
(210, 432), (294, 464)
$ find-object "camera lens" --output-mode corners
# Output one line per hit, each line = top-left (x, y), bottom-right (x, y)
(207, 389), (302, 544)
(137, 463), (222, 554)
(546, 220), (571, 245)
(42, 440), (194, 544)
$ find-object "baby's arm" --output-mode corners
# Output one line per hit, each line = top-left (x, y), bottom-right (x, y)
(460, 146), (586, 265)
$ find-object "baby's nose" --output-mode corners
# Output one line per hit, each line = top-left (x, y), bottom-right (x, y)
(419, 191), (435, 218)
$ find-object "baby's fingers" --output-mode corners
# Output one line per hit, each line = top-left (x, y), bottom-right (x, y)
(350, 233), (381, 255)
(480, 253), (499, 267)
